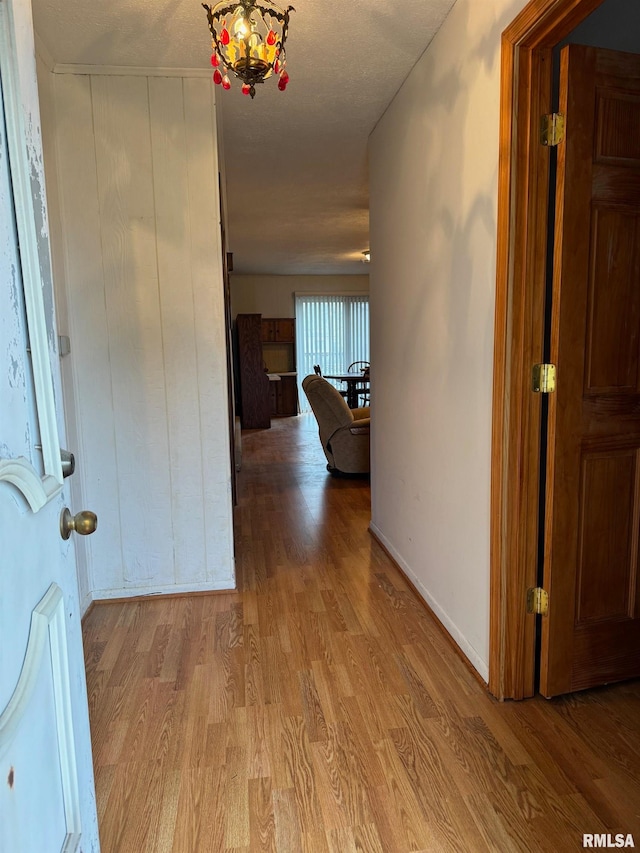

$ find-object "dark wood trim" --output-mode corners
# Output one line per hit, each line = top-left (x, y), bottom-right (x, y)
(219, 176), (238, 506)
(369, 528), (490, 693)
(489, 0), (603, 699)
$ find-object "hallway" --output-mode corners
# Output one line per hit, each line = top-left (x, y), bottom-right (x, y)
(83, 415), (640, 851)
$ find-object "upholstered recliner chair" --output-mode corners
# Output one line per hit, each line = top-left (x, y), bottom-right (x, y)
(302, 374), (370, 475)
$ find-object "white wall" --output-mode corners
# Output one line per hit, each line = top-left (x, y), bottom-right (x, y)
(231, 273), (369, 318)
(369, 0), (532, 680)
(38, 68), (235, 601)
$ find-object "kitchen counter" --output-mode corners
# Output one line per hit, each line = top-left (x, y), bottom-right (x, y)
(266, 371), (297, 380)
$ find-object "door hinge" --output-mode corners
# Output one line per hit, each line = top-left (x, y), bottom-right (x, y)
(527, 587), (549, 616)
(541, 112), (565, 147)
(532, 363), (556, 393)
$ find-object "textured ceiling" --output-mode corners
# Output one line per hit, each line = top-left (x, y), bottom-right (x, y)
(32, 0), (457, 274)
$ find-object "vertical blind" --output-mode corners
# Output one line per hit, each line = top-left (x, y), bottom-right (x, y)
(295, 294), (370, 412)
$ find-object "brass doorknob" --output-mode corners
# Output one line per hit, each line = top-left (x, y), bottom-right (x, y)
(60, 508), (98, 540)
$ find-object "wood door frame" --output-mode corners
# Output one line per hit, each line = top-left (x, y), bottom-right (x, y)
(489, 0), (604, 699)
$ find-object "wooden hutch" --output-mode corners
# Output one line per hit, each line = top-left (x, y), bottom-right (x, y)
(236, 314), (298, 428)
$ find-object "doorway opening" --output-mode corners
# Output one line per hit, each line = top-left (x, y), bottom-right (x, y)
(489, 0), (640, 700)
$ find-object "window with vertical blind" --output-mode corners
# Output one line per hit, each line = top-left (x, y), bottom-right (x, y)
(295, 293), (370, 412)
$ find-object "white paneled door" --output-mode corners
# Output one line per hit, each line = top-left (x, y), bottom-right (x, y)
(0, 1), (99, 850)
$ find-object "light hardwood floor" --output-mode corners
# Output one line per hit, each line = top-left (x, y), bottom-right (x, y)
(83, 414), (640, 852)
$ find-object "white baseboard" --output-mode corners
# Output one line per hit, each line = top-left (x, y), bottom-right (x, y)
(91, 578), (236, 601)
(369, 522), (489, 683)
(79, 589), (93, 617)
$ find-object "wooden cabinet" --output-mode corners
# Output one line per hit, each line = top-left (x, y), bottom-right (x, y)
(269, 375), (299, 417)
(261, 317), (296, 375)
(262, 317), (298, 416)
(278, 376), (298, 415)
(236, 314), (298, 427)
(261, 317), (295, 343)
(236, 314), (271, 429)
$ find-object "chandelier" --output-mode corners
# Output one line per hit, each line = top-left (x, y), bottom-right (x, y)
(203, 1), (295, 98)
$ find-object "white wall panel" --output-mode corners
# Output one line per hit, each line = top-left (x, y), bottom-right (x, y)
(184, 77), (234, 588)
(149, 76), (207, 584)
(48, 70), (234, 597)
(50, 72), (122, 595)
(92, 74), (174, 588)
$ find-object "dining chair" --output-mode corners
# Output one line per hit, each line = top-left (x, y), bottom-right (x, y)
(347, 361), (370, 406)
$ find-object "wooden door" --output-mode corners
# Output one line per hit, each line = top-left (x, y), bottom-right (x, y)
(270, 375), (299, 417)
(541, 44), (640, 696)
(279, 375), (299, 415)
(261, 318), (276, 342)
(0, 1), (98, 847)
(275, 318), (295, 342)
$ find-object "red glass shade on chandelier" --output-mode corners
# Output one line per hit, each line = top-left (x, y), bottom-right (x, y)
(203, 0), (294, 98)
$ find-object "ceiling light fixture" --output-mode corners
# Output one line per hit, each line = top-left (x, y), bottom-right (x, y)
(362, 251), (371, 263)
(203, 1), (295, 98)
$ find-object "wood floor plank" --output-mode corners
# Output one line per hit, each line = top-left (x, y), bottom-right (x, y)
(463, 791), (527, 853)
(248, 776), (277, 852)
(272, 788), (303, 853)
(172, 766), (226, 853)
(84, 414), (640, 852)
(281, 713), (324, 834)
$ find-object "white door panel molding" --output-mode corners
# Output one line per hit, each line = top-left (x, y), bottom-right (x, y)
(0, 583), (81, 852)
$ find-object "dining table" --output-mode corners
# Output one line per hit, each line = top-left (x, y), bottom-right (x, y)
(323, 372), (370, 409)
